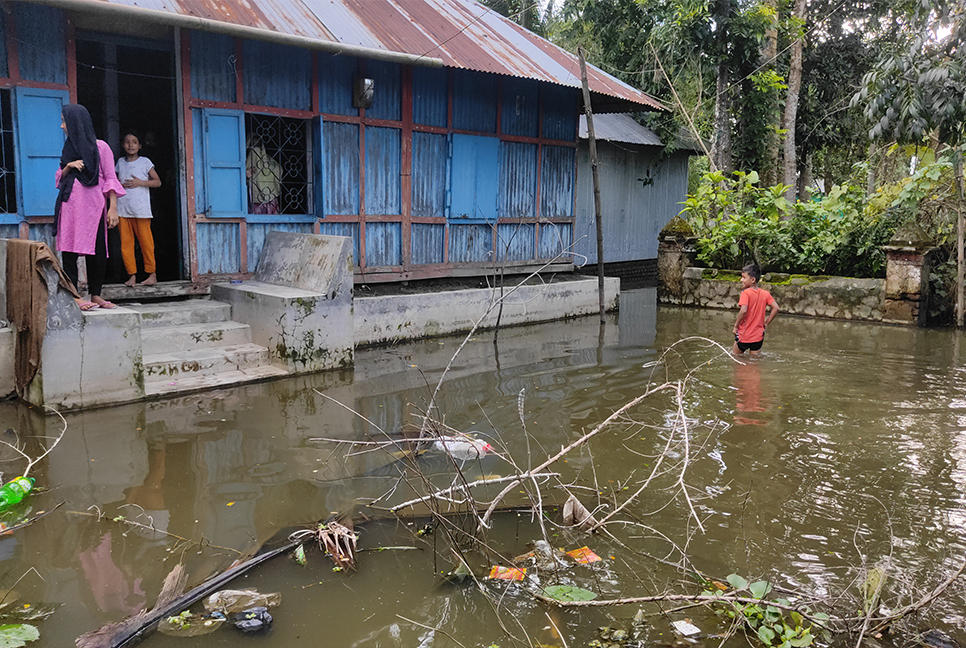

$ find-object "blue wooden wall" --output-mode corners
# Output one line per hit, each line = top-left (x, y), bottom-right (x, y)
(189, 31), (587, 279)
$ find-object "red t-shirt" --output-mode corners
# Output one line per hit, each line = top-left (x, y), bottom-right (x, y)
(737, 287), (774, 343)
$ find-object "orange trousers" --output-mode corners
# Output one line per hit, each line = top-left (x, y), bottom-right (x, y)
(119, 217), (156, 275)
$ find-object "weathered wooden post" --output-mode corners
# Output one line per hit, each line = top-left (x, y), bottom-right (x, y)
(882, 221), (936, 326)
(657, 215), (698, 304)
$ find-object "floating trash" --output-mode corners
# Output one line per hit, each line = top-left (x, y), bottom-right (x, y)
(487, 566), (527, 581)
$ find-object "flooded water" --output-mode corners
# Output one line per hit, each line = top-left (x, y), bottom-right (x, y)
(4, 288), (966, 647)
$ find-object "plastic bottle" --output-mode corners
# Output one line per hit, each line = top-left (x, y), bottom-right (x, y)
(0, 476), (35, 509)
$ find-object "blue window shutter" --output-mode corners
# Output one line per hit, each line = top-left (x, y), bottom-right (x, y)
(449, 134), (499, 223)
(202, 108), (245, 218)
(13, 87), (69, 218)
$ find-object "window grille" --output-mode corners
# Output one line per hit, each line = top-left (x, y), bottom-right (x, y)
(245, 113), (313, 216)
(0, 91), (16, 214)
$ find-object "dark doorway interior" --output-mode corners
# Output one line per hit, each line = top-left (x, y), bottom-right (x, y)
(75, 38), (182, 283)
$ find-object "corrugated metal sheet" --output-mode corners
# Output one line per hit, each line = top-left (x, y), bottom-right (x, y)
(539, 145), (574, 219)
(322, 121), (359, 215)
(573, 143), (690, 263)
(0, 11), (8, 78)
(452, 69), (496, 132)
(366, 59), (402, 121)
(579, 113), (662, 146)
(495, 222), (534, 261)
(17, 4), (66, 84)
(410, 223), (444, 264)
(449, 223), (491, 262)
(499, 141), (535, 219)
(243, 40), (312, 110)
(319, 52), (357, 116)
(538, 222), (571, 260)
(196, 221), (241, 274)
(190, 31), (236, 102)
(76, 0), (665, 111)
(365, 221), (402, 266)
(364, 126), (401, 214)
(411, 131), (447, 217)
(501, 76), (538, 137)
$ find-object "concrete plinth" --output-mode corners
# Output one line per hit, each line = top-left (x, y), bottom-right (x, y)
(882, 223), (936, 326)
(25, 264), (143, 410)
(657, 216), (698, 304)
(355, 276), (619, 346)
(211, 232), (354, 373)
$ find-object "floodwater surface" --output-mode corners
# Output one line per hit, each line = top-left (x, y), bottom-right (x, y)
(3, 288), (966, 647)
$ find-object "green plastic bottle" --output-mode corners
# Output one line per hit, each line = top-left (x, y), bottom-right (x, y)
(0, 477), (34, 509)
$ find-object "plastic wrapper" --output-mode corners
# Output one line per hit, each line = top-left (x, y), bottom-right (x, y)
(566, 546), (602, 564)
(233, 606), (273, 633)
(204, 589), (281, 615)
(487, 565), (526, 581)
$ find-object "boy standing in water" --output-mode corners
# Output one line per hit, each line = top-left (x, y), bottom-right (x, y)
(732, 264), (780, 356)
(116, 131), (161, 286)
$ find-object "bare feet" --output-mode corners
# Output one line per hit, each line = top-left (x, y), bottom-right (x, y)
(75, 298), (96, 311)
(91, 296), (117, 309)
(124, 275), (136, 287)
(141, 273), (157, 286)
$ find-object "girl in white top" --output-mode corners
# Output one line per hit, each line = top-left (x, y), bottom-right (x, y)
(116, 132), (161, 286)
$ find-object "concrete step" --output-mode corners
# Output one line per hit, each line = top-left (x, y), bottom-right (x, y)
(128, 300), (231, 328)
(144, 365), (289, 398)
(141, 321), (253, 356)
(143, 343), (273, 380)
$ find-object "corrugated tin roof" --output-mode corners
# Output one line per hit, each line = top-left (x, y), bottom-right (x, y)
(579, 113), (663, 146)
(48, 0), (666, 112)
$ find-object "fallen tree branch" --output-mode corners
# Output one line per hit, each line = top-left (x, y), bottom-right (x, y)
(388, 472), (559, 513)
(0, 501), (64, 535)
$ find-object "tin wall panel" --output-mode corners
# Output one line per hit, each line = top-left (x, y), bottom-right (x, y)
(538, 222), (572, 260)
(540, 145), (575, 219)
(574, 144), (689, 263)
(364, 221), (401, 267)
(501, 77), (539, 137)
(452, 69), (496, 133)
(322, 121), (360, 215)
(0, 11), (7, 78)
(364, 126), (401, 215)
(410, 223), (444, 265)
(319, 53), (358, 117)
(0, 225), (16, 240)
(196, 221), (240, 274)
(448, 224), (492, 263)
(541, 84), (579, 141)
(365, 60), (401, 121)
(319, 221), (360, 267)
(495, 223), (535, 261)
(411, 132), (446, 218)
(243, 40), (311, 111)
(192, 108), (207, 213)
(412, 66), (447, 127)
(247, 222), (313, 271)
(27, 223), (55, 251)
(499, 141), (536, 219)
(189, 31), (236, 103)
(16, 4), (66, 84)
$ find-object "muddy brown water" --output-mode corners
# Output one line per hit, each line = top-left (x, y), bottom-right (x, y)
(3, 288), (966, 647)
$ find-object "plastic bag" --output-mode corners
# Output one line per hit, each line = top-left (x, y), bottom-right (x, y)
(158, 610), (226, 637)
(204, 589), (281, 615)
(233, 606), (273, 633)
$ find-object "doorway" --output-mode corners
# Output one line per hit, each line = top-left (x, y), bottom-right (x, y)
(75, 36), (182, 283)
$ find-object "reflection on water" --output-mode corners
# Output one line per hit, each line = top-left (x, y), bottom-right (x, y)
(6, 289), (966, 645)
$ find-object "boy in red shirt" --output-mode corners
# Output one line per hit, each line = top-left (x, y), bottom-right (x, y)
(732, 264), (780, 356)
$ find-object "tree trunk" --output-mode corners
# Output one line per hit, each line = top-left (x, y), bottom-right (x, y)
(760, 0), (780, 186)
(782, 0), (806, 202)
(713, 62), (733, 174)
(797, 153), (812, 200)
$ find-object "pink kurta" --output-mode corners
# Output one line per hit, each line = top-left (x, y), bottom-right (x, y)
(55, 139), (126, 255)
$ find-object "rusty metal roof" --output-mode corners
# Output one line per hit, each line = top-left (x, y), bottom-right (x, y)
(55, 0), (666, 111)
(580, 113), (664, 146)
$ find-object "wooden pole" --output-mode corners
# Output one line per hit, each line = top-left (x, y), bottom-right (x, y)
(578, 47), (606, 321)
(957, 149), (964, 328)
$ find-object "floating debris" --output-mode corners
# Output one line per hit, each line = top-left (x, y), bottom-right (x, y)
(204, 589), (281, 616)
(671, 619), (701, 636)
(233, 606), (273, 633)
(487, 566), (527, 581)
(566, 546), (602, 564)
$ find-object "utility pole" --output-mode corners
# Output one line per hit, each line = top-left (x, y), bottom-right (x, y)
(578, 47), (605, 321)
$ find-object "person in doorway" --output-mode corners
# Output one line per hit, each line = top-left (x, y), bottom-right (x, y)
(246, 135), (281, 214)
(55, 104), (125, 310)
(732, 263), (780, 356)
(116, 131), (161, 286)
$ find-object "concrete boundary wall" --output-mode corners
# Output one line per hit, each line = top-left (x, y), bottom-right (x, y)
(666, 267), (884, 321)
(355, 276), (620, 347)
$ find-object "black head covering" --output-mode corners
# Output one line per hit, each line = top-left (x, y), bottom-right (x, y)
(54, 105), (100, 233)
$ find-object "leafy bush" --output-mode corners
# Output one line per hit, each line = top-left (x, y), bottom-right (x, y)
(681, 170), (903, 278)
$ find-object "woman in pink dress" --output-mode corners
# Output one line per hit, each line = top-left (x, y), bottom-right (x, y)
(55, 104), (125, 310)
